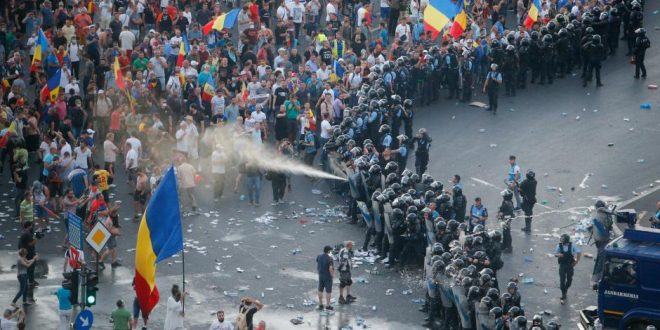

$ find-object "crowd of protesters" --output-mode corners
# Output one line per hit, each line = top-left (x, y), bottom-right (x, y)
(0, 0), (649, 327)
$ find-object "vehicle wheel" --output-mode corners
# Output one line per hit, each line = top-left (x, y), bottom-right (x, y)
(626, 321), (650, 330)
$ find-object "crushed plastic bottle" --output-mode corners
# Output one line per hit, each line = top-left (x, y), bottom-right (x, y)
(640, 103), (652, 109)
(522, 277), (535, 284)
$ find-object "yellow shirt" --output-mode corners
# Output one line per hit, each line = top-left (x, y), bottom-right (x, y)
(94, 169), (110, 191)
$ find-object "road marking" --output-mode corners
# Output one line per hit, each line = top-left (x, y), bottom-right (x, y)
(579, 173), (591, 189)
(471, 177), (501, 190)
(616, 183), (660, 209)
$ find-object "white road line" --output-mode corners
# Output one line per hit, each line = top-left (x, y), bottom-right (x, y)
(579, 173), (591, 189)
(470, 177), (501, 190)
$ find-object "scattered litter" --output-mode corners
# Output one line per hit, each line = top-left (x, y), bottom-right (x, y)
(372, 306), (377, 311)
(607, 143), (614, 147)
(623, 118), (630, 122)
(629, 128), (635, 132)
(648, 84), (658, 90)
(290, 318), (303, 325)
(479, 128), (486, 133)
(601, 185), (608, 189)
(523, 256), (533, 262)
(509, 108), (515, 112)
(576, 116), (581, 120)
(489, 144), (497, 148)
(402, 289), (413, 295)
(236, 268), (245, 273)
(592, 109), (598, 113)
(412, 298), (426, 304)
(637, 159), (645, 163)
(561, 112), (567, 116)
(640, 103), (652, 109)
(583, 253), (594, 259)
(469, 101), (488, 108)
(302, 300), (315, 307)
(451, 115), (456, 120)
(223, 291), (238, 297)
(265, 288), (274, 291)
(385, 289), (394, 296)
(311, 189), (322, 195)
(292, 248), (302, 255)
(522, 277), (534, 284)
(287, 304), (295, 309)
(543, 310), (553, 315)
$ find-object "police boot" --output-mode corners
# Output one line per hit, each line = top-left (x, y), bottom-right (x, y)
(522, 218), (532, 234)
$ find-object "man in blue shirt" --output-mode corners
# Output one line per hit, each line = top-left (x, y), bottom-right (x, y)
(554, 234), (581, 304)
(316, 246), (334, 311)
(55, 284), (73, 329)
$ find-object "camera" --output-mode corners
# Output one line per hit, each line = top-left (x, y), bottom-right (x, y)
(35, 231), (45, 239)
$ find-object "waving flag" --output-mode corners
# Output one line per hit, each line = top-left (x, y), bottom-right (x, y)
(114, 57), (125, 90)
(202, 82), (215, 102)
(0, 121), (17, 148)
(40, 69), (62, 102)
(524, 0), (541, 29)
(30, 30), (50, 72)
(450, 0), (468, 39)
(424, 0), (459, 39)
(202, 9), (240, 35)
(134, 167), (184, 316)
(176, 41), (186, 68)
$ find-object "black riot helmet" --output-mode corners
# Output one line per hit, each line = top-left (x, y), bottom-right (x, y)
(506, 44), (515, 52)
(532, 314), (544, 326)
(391, 94), (402, 104)
(473, 224), (485, 235)
(390, 183), (402, 193)
(479, 273), (492, 286)
(461, 277), (472, 288)
(401, 169), (413, 177)
(521, 37), (531, 46)
(490, 230), (502, 243)
(542, 34), (553, 43)
(500, 292), (512, 304)
(592, 34), (601, 44)
(435, 220), (447, 231)
(502, 189), (513, 200)
(410, 173), (420, 184)
(392, 208), (405, 220)
(432, 259), (446, 274)
(406, 213), (418, 222)
(400, 175), (410, 185)
(508, 306), (522, 318)
(540, 26), (549, 35)
(480, 296), (493, 310)
(526, 169), (535, 179)
(635, 28), (646, 35)
(432, 243), (444, 255)
(385, 161), (399, 174)
(441, 252), (452, 263)
(403, 98), (413, 108)
(558, 28), (567, 37)
(595, 200), (606, 208)
(480, 268), (494, 278)
(376, 87), (386, 97)
(489, 306), (503, 319)
(531, 31), (540, 40)
(447, 219), (459, 232)
(515, 316), (528, 327)
(468, 286), (481, 301)
(486, 288), (500, 302)
(585, 26), (594, 34)
(371, 191), (383, 202)
(430, 181), (444, 193)
(507, 281), (518, 293)
(407, 205), (418, 215)
(386, 173), (399, 185)
(424, 190), (435, 202)
(379, 124), (391, 134)
(452, 186), (463, 196)
(547, 321), (561, 330)
(421, 174), (434, 185)
(369, 164), (382, 176)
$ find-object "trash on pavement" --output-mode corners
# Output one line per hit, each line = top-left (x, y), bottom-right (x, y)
(522, 277), (535, 284)
(640, 103), (652, 109)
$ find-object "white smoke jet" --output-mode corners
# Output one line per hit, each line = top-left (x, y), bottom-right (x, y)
(201, 124), (347, 181)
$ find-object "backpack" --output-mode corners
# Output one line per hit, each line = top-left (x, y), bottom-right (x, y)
(236, 306), (250, 330)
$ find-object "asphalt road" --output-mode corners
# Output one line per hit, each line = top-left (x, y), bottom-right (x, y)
(2, 6), (660, 330)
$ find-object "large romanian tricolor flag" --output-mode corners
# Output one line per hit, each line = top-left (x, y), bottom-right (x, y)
(524, 0), (541, 29)
(134, 167), (183, 316)
(40, 69), (63, 103)
(424, 0), (460, 39)
(202, 82), (215, 102)
(114, 56), (125, 90)
(202, 9), (240, 35)
(449, 0), (468, 39)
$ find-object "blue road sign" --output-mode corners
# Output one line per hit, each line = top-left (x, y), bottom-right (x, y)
(67, 212), (83, 250)
(75, 309), (94, 330)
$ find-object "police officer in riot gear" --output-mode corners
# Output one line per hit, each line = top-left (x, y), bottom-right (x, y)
(584, 34), (606, 87)
(502, 45), (518, 96)
(539, 34), (555, 85)
(519, 170), (537, 234)
(555, 233), (581, 304)
(461, 52), (475, 102)
(633, 28), (650, 79)
(452, 186), (467, 222)
(412, 128), (431, 174)
(518, 38), (531, 89)
(627, 1), (644, 56)
(444, 46), (460, 100)
(498, 189), (515, 253)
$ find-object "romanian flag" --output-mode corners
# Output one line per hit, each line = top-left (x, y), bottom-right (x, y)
(202, 9), (240, 35)
(524, 0), (541, 29)
(176, 41), (186, 68)
(202, 82), (215, 102)
(424, 0), (459, 39)
(0, 121), (17, 148)
(114, 57), (125, 90)
(241, 81), (249, 102)
(30, 30), (50, 72)
(134, 167), (184, 316)
(40, 69), (62, 103)
(450, 0), (468, 39)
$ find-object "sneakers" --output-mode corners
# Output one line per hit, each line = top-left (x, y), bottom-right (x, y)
(10, 302), (18, 308)
(338, 296), (347, 305)
(99, 262), (106, 270)
(111, 261), (122, 268)
(325, 305), (334, 311)
(317, 304), (324, 310)
(347, 295), (357, 302)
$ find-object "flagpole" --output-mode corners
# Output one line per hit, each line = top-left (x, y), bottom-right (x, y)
(176, 163), (186, 314)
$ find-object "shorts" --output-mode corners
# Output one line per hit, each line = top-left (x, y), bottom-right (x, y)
(339, 271), (353, 288)
(133, 297), (149, 320)
(34, 204), (47, 218)
(133, 190), (148, 204)
(318, 277), (332, 293)
(106, 236), (117, 249)
(49, 182), (64, 197)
